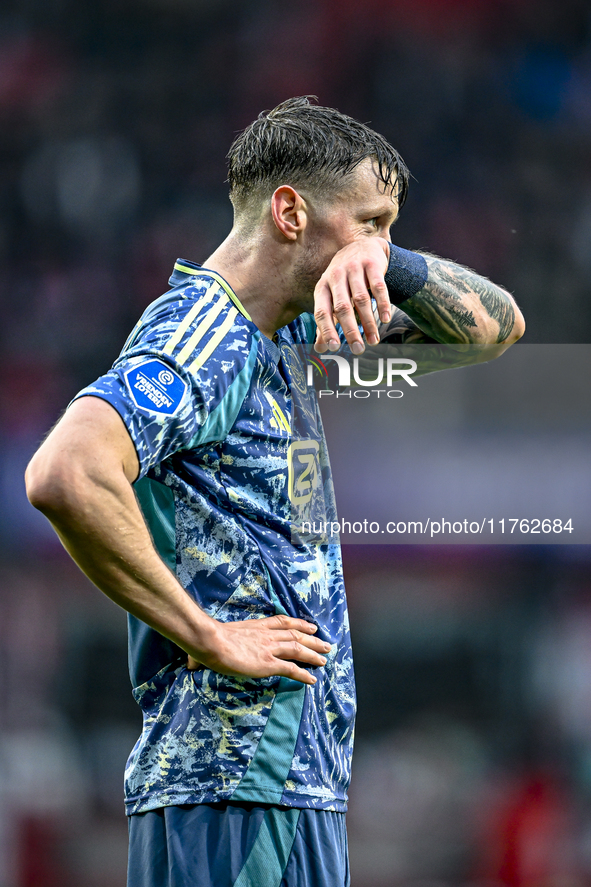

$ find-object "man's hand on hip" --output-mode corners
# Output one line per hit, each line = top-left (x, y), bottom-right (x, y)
(25, 397), (330, 687)
(187, 614), (331, 686)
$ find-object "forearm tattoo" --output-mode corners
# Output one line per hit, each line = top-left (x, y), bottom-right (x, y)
(378, 306), (433, 344)
(375, 307), (495, 376)
(391, 255), (516, 345)
(478, 288), (516, 343)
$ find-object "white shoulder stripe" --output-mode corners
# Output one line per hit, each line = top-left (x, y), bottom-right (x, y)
(175, 294), (230, 365)
(188, 307), (239, 372)
(162, 282), (216, 357)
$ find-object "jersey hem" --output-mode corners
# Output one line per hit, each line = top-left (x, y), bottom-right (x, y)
(124, 787), (348, 816)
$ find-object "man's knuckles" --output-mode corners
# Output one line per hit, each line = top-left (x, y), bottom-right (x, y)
(314, 307), (333, 324)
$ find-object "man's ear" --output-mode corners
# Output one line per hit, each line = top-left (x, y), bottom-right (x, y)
(270, 186), (307, 241)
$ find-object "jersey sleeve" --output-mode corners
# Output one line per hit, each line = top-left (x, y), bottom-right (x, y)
(72, 281), (258, 479)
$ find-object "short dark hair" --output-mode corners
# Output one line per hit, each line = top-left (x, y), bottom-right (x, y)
(227, 96), (409, 213)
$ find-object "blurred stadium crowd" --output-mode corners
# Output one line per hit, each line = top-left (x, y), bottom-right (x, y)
(1, 0), (591, 884)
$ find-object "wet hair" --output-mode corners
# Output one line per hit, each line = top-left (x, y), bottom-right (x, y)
(227, 96), (409, 214)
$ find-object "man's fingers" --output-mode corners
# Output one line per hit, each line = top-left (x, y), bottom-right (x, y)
(262, 623), (331, 654)
(274, 641), (328, 668)
(315, 269), (386, 354)
(187, 653), (321, 685)
(328, 283), (365, 354)
(277, 661), (318, 685)
(275, 633), (330, 656)
(263, 614), (318, 633)
(285, 631), (331, 654)
(313, 237), (391, 353)
(185, 616), (331, 683)
(349, 277), (379, 346)
(314, 282), (341, 353)
(368, 273), (392, 326)
(314, 335), (328, 354)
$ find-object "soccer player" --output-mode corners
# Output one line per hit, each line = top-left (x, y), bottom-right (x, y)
(25, 98), (523, 887)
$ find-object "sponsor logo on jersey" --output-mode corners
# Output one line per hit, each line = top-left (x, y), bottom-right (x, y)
(125, 359), (187, 414)
(288, 439), (320, 505)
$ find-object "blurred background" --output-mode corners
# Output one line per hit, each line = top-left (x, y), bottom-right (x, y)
(1, 0), (591, 884)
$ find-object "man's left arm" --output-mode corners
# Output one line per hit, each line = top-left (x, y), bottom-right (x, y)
(313, 237), (525, 353)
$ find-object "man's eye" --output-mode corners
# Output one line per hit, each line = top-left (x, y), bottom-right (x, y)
(366, 218), (378, 227)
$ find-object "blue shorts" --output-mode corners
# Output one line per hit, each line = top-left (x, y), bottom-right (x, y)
(127, 802), (349, 887)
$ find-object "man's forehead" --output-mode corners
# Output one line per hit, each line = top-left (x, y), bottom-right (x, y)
(339, 157), (399, 215)
(351, 156), (398, 196)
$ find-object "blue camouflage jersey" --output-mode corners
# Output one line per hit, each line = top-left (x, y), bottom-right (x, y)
(74, 259), (355, 816)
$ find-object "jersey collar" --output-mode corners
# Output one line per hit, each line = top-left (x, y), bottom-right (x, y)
(169, 258), (252, 321)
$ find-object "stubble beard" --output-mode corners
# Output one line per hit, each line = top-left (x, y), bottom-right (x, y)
(290, 238), (335, 316)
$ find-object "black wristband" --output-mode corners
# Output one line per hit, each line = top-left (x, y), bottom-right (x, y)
(384, 244), (429, 305)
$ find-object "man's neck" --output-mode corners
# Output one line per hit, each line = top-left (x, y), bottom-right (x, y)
(202, 231), (309, 339)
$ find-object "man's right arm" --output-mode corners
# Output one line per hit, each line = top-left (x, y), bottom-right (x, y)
(25, 395), (329, 685)
(313, 237), (524, 354)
